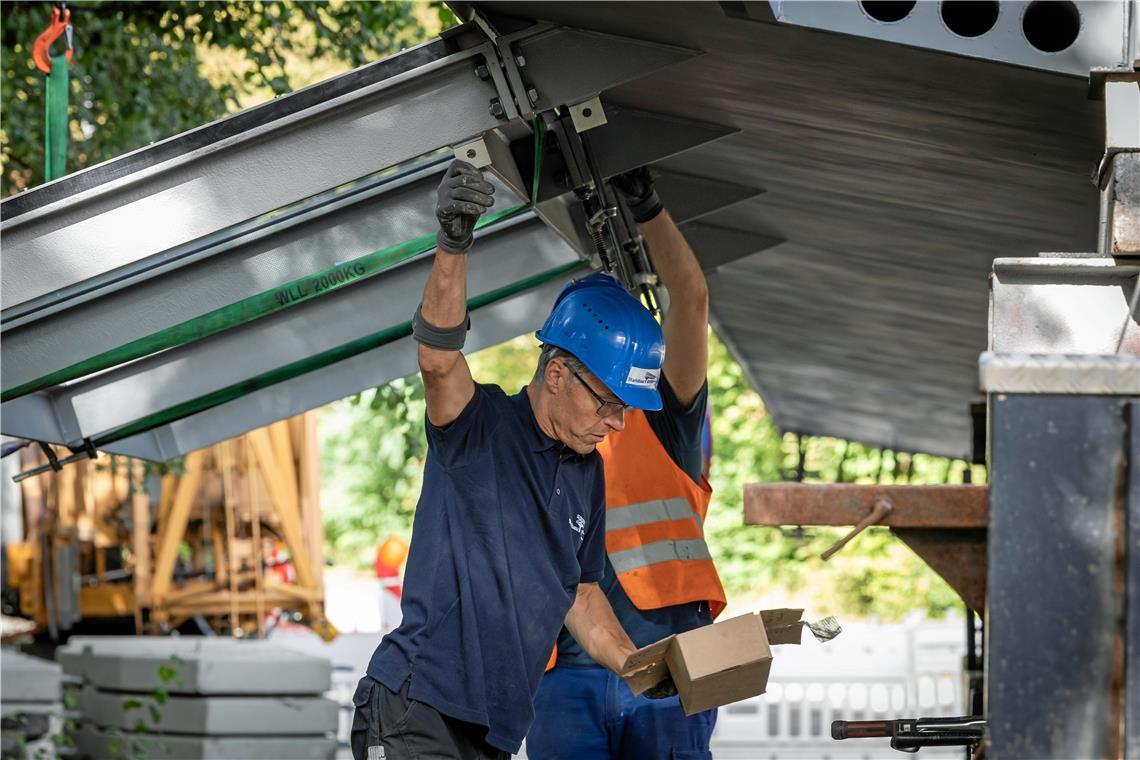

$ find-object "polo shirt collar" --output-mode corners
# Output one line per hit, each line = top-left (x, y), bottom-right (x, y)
(512, 387), (563, 453)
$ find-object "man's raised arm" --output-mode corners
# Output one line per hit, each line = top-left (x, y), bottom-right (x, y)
(613, 167), (709, 406)
(415, 160), (495, 427)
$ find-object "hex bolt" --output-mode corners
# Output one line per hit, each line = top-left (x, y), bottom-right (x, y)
(515, 55), (526, 67)
(527, 88), (539, 105)
(474, 64), (490, 80)
(488, 98), (505, 119)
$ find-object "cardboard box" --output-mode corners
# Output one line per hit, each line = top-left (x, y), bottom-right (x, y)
(620, 609), (809, 716)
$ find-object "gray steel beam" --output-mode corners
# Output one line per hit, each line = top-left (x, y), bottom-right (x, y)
(1, 38), (509, 313)
(1, 22), (698, 317)
(1, 153), (453, 334)
(1, 157), (459, 392)
(3, 109), (743, 396)
(0, 213), (578, 450)
(101, 273), (577, 461)
(26, 179), (769, 461)
(92, 182), (779, 462)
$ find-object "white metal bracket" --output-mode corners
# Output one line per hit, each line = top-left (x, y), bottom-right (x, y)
(453, 136), (492, 168)
(568, 96), (608, 134)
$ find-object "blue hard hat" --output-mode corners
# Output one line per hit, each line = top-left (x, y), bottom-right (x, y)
(536, 273), (665, 411)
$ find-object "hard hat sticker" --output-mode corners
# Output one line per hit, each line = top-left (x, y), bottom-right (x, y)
(625, 367), (660, 389)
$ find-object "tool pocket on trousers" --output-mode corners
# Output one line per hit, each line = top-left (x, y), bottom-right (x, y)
(350, 676), (383, 760)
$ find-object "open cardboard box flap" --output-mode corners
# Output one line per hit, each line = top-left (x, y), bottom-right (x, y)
(620, 609), (809, 716)
(760, 608), (810, 645)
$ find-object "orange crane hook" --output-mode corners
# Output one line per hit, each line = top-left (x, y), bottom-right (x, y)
(32, 4), (73, 75)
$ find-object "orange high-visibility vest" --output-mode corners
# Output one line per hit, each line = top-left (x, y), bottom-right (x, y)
(597, 409), (726, 617)
(544, 409), (727, 672)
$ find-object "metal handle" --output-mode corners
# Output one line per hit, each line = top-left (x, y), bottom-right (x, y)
(821, 496), (893, 561)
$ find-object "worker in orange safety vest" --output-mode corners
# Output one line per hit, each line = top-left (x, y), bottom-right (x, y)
(527, 166), (727, 760)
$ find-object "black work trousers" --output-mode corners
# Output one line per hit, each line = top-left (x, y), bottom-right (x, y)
(351, 675), (509, 760)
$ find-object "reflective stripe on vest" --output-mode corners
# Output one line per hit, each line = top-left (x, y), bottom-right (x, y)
(605, 497), (703, 532)
(609, 537), (713, 574)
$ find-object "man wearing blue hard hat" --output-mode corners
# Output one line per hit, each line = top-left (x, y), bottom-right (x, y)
(528, 167), (727, 760)
(352, 160), (667, 760)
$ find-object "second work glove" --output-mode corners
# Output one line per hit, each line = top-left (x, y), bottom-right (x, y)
(643, 674), (678, 700)
(436, 159), (496, 253)
(611, 165), (662, 224)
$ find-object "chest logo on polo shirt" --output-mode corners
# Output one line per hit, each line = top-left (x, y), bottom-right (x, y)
(569, 514), (587, 542)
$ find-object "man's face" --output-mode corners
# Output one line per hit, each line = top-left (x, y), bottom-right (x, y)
(554, 359), (629, 454)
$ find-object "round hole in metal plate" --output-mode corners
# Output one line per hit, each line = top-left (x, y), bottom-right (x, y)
(859, 0), (916, 23)
(1022, 0), (1080, 53)
(940, 0), (998, 37)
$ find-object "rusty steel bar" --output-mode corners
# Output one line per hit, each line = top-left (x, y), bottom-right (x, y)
(743, 483), (987, 528)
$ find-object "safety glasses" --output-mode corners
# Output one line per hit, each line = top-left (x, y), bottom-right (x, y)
(570, 367), (630, 418)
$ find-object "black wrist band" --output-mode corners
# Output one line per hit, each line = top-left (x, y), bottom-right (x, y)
(413, 303), (471, 351)
(631, 195), (663, 224)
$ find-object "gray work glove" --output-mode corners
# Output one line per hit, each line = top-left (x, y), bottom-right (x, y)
(643, 674), (678, 700)
(611, 165), (663, 223)
(436, 159), (496, 253)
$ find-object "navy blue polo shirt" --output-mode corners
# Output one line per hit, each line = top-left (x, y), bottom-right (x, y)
(367, 383), (606, 753)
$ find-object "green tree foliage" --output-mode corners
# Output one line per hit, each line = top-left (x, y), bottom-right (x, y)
(1, 0), (452, 194)
(321, 378), (428, 565)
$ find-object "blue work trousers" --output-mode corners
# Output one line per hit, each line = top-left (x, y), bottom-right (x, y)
(526, 667), (716, 760)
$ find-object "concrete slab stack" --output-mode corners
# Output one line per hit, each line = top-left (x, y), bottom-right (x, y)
(0, 649), (64, 760)
(57, 636), (337, 760)
(269, 630), (379, 754)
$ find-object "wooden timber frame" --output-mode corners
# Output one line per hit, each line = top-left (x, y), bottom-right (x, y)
(744, 483), (988, 613)
(5, 413), (327, 638)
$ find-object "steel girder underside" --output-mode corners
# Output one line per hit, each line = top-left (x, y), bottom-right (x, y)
(469, 0), (1125, 458)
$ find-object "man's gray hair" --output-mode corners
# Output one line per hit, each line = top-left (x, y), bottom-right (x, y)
(534, 344), (586, 383)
